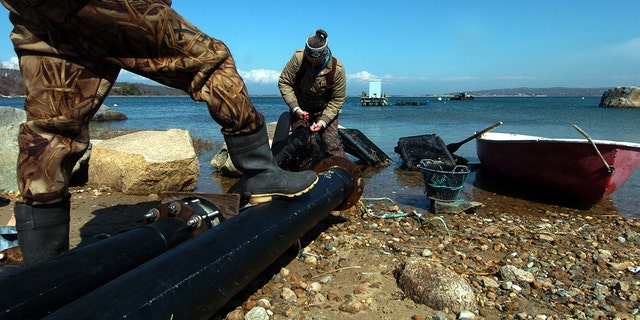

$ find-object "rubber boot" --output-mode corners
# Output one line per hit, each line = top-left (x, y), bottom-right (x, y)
(225, 124), (318, 204)
(14, 199), (70, 266)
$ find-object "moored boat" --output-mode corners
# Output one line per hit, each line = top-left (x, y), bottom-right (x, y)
(449, 92), (474, 100)
(476, 131), (640, 205)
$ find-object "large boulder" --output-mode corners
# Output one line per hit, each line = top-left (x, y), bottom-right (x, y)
(395, 257), (477, 313)
(88, 129), (199, 195)
(0, 107), (26, 192)
(599, 86), (640, 108)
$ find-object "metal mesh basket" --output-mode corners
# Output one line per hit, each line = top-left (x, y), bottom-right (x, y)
(418, 159), (470, 202)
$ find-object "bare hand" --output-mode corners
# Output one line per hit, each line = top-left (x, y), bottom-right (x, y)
(309, 122), (323, 132)
(296, 110), (309, 120)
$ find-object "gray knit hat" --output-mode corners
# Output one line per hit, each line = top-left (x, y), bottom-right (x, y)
(304, 29), (329, 59)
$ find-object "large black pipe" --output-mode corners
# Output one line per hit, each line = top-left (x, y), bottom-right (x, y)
(0, 218), (193, 320)
(44, 166), (356, 320)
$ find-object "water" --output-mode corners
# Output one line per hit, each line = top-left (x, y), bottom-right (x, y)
(2, 95), (639, 218)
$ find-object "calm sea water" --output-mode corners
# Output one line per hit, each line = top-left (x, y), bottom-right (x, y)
(2, 95), (639, 217)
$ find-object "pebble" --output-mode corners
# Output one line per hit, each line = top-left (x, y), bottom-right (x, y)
(256, 298), (271, 309)
(318, 275), (333, 284)
(305, 282), (322, 293)
(458, 310), (476, 319)
(243, 306), (268, 320)
(281, 287), (297, 302)
(499, 265), (535, 283)
(338, 299), (365, 313)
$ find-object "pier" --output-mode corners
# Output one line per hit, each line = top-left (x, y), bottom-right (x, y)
(360, 81), (388, 106)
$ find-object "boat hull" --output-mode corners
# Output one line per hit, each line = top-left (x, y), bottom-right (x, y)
(476, 132), (640, 205)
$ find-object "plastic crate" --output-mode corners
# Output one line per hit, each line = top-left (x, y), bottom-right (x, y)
(418, 159), (469, 202)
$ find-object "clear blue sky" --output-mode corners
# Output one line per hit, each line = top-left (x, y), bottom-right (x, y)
(1, 1), (639, 95)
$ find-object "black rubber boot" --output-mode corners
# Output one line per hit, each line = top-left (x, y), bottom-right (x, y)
(225, 124), (318, 204)
(14, 199), (70, 266)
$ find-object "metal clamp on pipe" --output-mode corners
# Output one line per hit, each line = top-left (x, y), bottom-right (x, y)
(0, 196), (233, 320)
(144, 198), (224, 236)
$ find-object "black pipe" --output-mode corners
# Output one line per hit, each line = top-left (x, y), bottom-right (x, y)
(44, 166), (356, 320)
(0, 218), (193, 320)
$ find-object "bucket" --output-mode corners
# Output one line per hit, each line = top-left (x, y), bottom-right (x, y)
(418, 159), (470, 202)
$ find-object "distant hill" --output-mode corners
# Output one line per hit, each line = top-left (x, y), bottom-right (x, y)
(0, 68), (24, 96)
(459, 87), (609, 97)
(0, 67), (618, 98)
(109, 82), (185, 96)
(0, 67), (185, 97)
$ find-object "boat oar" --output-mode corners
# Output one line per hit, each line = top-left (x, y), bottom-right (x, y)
(446, 121), (503, 154)
(573, 124), (615, 174)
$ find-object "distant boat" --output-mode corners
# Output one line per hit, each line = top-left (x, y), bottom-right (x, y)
(113, 103), (119, 107)
(476, 131), (640, 205)
(449, 92), (474, 100)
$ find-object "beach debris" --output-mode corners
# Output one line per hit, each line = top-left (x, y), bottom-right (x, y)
(359, 197), (451, 236)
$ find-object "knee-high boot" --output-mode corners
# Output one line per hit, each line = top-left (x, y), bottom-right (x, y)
(225, 124), (318, 203)
(14, 199), (70, 266)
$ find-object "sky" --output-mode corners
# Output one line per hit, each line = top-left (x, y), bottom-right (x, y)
(1, 1), (640, 96)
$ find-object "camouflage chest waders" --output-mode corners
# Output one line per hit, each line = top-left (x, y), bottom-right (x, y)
(2, 0), (316, 265)
(3, 0), (266, 205)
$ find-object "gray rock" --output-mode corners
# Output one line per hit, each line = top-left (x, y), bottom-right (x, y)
(498, 265), (535, 283)
(396, 257), (477, 313)
(244, 306), (269, 320)
(210, 147), (240, 177)
(0, 107), (26, 192)
(479, 276), (499, 288)
(88, 129), (199, 195)
(599, 86), (640, 108)
(210, 122), (277, 177)
(458, 310), (476, 320)
(92, 104), (128, 121)
(433, 200), (483, 215)
(69, 141), (99, 187)
(280, 287), (297, 302)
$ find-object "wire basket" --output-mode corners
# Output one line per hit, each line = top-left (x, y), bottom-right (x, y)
(418, 159), (470, 202)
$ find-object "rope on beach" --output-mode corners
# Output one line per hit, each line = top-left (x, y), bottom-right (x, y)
(358, 197), (451, 236)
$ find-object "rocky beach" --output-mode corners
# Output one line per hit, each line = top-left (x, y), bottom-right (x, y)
(1, 168), (639, 319)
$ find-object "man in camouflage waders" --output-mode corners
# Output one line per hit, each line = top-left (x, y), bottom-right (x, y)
(0, 0), (318, 266)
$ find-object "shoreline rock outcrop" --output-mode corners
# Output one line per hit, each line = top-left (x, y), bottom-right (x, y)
(599, 86), (640, 108)
(0, 107), (26, 192)
(92, 104), (128, 121)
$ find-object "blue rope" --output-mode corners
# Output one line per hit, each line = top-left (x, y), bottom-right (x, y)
(359, 197), (451, 236)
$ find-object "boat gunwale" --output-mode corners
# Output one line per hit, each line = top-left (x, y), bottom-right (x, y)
(478, 132), (640, 149)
